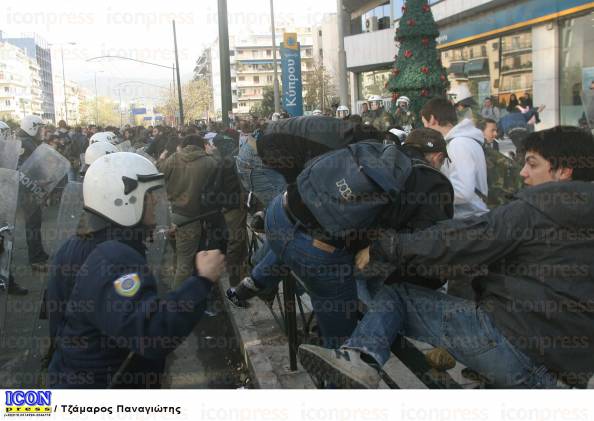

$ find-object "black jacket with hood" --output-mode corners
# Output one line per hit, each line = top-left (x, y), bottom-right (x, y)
(370, 181), (594, 386)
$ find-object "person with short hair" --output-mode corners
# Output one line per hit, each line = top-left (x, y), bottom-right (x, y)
(298, 126), (594, 389)
(421, 97), (489, 219)
(157, 135), (219, 286)
(480, 97), (501, 122)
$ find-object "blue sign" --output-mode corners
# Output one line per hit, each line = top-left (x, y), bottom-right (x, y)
(280, 33), (304, 117)
(132, 108), (147, 115)
(438, 0), (592, 46)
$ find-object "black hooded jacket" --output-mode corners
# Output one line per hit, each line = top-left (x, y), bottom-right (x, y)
(371, 181), (594, 386)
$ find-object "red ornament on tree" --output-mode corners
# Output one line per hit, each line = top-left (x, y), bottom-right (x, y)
(404, 50), (413, 58)
(440, 74), (447, 82)
(421, 89), (430, 97)
(392, 68), (400, 76)
(422, 37), (430, 47)
(421, 66), (429, 74)
(423, 4), (431, 12)
(401, 5), (407, 13)
(407, 19), (416, 27)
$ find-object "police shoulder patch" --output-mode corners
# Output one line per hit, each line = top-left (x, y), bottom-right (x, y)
(113, 273), (141, 298)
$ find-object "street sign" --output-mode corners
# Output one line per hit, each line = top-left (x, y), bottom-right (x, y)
(280, 33), (304, 117)
(132, 108), (147, 115)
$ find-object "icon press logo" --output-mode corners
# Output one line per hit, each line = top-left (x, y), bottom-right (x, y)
(5, 391), (52, 416)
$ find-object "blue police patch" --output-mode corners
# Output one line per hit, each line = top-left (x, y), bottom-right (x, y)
(113, 273), (141, 298)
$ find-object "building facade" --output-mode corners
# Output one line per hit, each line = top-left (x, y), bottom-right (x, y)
(343, 0), (594, 129)
(53, 73), (81, 126)
(312, 14), (341, 106)
(0, 41), (43, 121)
(0, 33), (55, 122)
(206, 28), (315, 118)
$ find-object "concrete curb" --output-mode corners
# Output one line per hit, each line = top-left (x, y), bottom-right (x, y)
(218, 274), (315, 389)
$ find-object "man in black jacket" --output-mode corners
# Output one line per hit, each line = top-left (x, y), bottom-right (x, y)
(298, 126), (594, 389)
(230, 129), (455, 348)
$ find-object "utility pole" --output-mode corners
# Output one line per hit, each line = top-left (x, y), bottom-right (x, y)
(94, 72), (99, 125)
(172, 20), (185, 126)
(336, 0), (349, 107)
(60, 47), (69, 124)
(218, 0), (233, 127)
(270, 0), (281, 113)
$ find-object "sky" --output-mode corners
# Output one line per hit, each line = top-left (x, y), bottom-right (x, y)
(0, 0), (336, 102)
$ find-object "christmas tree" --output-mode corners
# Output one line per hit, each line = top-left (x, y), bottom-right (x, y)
(387, 0), (450, 117)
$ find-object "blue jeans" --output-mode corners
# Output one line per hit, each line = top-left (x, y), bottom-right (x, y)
(236, 143), (286, 208)
(344, 283), (564, 388)
(253, 195), (358, 349)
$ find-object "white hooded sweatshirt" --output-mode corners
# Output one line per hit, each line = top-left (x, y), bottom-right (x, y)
(441, 118), (489, 219)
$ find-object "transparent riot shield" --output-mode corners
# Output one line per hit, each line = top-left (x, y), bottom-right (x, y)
(18, 143), (71, 219)
(0, 137), (22, 171)
(145, 188), (171, 282)
(0, 168), (19, 333)
(116, 141), (134, 153)
(51, 182), (84, 256)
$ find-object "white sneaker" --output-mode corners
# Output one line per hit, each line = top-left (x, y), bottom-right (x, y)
(298, 344), (381, 389)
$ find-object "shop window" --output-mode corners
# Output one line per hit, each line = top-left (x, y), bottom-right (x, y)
(441, 29), (533, 112)
(357, 69), (391, 100)
(560, 11), (594, 127)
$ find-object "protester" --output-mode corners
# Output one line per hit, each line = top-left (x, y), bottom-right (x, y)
(421, 97), (489, 218)
(230, 128), (454, 347)
(298, 126), (594, 389)
(157, 135), (219, 286)
(480, 97), (501, 122)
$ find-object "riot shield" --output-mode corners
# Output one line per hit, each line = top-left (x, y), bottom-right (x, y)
(51, 182), (84, 256)
(18, 144), (71, 219)
(145, 188), (171, 282)
(0, 137), (22, 171)
(0, 169), (19, 333)
(116, 140), (134, 153)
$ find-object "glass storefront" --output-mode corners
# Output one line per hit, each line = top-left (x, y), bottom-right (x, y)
(560, 10), (594, 128)
(440, 30), (533, 116)
(357, 69), (391, 101)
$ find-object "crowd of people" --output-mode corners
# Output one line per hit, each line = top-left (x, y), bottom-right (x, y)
(0, 87), (593, 390)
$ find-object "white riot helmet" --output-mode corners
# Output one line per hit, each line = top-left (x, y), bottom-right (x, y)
(89, 131), (118, 145)
(0, 121), (9, 139)
(83, 152), (164, 227)
(271, 112), (281, 121)
(81, 141), (119, 175)
(396, 96), (411, 106)
(336, 105), (350, 119)
(368, 95), (384, 110)
(448, 84), (476, 107)
(312, 109), (323, 116)
(20, 115), (45, 137)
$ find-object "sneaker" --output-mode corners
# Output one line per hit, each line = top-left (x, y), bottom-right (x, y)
(425, 347), (456, 371)
(7, 282), (28, 296)
(225, 288), (250, 309)
(226, 276), (277, 308)
(298, 344), (381, 389)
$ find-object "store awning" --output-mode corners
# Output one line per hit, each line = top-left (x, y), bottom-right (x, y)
(465, 59), (489, 75)
(448, 62), (466, 75)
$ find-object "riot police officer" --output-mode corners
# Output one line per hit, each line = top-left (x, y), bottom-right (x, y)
(47, 152), (225, 388)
